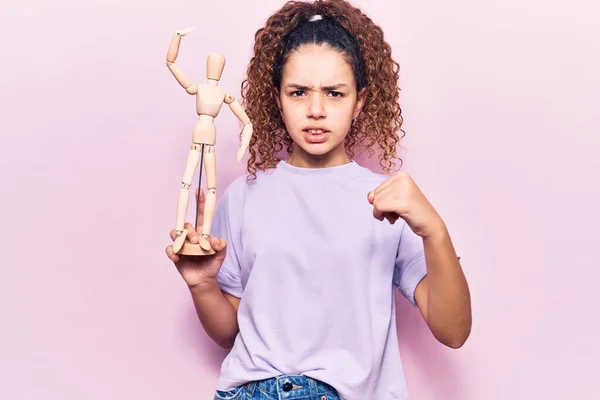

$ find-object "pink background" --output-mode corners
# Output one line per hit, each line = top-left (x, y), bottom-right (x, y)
(1, 0), (599, 399)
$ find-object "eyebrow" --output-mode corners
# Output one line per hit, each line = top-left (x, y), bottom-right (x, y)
(286, 83), (349, 91)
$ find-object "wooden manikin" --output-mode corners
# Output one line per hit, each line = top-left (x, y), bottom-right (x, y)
(166, 28), (253, 256)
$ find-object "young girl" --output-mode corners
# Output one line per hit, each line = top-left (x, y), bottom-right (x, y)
(166, 0), (472, 399)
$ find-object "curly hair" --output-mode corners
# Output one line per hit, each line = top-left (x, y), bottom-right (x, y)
(240, 0), (405, 180)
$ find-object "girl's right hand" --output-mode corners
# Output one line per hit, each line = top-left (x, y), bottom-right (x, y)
(165, 189), (228, 288)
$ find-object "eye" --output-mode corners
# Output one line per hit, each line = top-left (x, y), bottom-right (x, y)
(290, 90), (305, 97)
(328, 91), (344, 98)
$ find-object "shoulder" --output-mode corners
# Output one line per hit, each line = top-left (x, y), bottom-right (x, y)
(223, 174), (249, 195)
(219, 174), (249, 206)
(346, 161), (394, 187)
(220, 166), (278, 201)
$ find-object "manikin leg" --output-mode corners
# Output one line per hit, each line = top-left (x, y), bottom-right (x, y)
(200, 145), (216, 251)
(172, 143), (201, 253)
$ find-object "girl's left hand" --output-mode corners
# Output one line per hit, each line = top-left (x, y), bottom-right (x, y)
(368, 172), (445, 238)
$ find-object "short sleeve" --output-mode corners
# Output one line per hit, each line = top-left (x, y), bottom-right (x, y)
(210, 180), (245, 298)
(393, 222), (428, 307)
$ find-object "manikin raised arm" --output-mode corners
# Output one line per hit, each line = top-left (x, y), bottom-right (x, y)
(224, 94), (253, 161)
(166, 28), (198, 95)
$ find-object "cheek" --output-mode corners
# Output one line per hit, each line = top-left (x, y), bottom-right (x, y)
(281, 103), (303, 125)
(329, 107), (354, 129)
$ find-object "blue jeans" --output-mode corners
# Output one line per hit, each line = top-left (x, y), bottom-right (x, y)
(214, 374), (340, 400)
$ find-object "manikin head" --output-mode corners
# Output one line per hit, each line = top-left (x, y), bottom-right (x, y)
(207, 52), (225, 83)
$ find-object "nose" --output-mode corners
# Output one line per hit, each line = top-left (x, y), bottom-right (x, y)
(307, 93), (326, 119)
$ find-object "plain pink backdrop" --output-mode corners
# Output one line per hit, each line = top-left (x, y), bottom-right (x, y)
(1, 0), (599, 399)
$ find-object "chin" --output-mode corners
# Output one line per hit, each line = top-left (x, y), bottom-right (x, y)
(296, 142), (348, 161)
(300, 144), (335, 156)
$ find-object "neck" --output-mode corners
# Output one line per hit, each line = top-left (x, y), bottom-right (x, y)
(207, 79), (218, 85)
(287, 144), (351, 168)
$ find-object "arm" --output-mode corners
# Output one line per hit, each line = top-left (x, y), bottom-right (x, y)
(166, 29), (198, 95)
(224, 94), (253, 161)
(368, 173), (471, 348)
(414, 224), (472, 348)
(172, 180), (245, 349)
(190, 178), (245, 349)
(188, 280), (241, 349)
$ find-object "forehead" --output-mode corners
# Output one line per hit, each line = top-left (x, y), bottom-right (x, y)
(281, 44), (355, 85)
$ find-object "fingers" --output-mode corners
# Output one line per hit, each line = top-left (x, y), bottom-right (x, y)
(169, 223), (199, 243)
(196, 188), (205, 231)
(371, 190), (386, 221)
(372, 208), (398, 224)
(210, 236), (227, 252)
(165, 245), (180, 263)
(372, 178), (393, 197)
(372, 206), (384, 221)
(170, 227), (191, 243)
(183, 222), (199, 243)
(370, 190), (384, 220)
(384, 213), (398, 224)
(369, 188), (399, 224)
(196, 187), (205, 207)
(210, 237), (228, 262)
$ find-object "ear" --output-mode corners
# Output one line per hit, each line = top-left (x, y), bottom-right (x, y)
(274, 89), (284, 119)
(353, 88), (367, 119)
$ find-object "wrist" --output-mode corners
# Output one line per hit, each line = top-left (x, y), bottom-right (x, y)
(188, 277), (219, 294)
(422, 219), (448, 242)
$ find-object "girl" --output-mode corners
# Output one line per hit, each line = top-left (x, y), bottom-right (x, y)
(166, 0), (472, 399)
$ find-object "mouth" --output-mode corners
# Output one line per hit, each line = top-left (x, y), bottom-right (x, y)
(303, 128), (330, 143)
(304, 128), (329, 135)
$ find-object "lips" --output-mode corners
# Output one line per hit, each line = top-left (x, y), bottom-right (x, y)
(302, 128), (330, 143)
(303, 127), (329, 134)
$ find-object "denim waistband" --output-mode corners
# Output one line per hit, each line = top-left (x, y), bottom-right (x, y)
(245, 374), (337, 399)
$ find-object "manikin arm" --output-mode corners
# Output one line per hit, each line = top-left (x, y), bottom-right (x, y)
(166, 28), (198, 95)
(224, 94), (253, 161)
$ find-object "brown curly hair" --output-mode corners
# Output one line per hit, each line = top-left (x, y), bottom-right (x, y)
(240, 0), (405, 180)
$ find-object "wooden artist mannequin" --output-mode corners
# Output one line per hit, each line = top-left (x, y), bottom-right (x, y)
(166, 28), (253, 256)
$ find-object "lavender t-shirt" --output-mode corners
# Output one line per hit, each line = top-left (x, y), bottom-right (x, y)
(211, 160), (427, 400)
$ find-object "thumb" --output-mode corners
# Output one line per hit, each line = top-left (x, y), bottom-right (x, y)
(367, 190), (374, 204)
(210, 237), (228, 259)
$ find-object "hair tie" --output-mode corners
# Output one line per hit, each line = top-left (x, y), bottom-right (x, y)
(308, 14), (323, 22)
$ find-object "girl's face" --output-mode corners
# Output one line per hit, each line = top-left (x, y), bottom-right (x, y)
(277, 44), (365, 167)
